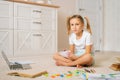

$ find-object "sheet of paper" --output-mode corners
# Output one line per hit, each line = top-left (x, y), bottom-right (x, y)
(87, 73), (120, 80)
(10, 61), (34, 64)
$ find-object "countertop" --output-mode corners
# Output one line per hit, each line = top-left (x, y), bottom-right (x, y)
(8, 0), (59, 8)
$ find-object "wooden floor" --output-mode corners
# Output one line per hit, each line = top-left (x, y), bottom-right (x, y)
(0, 51), (120, 80)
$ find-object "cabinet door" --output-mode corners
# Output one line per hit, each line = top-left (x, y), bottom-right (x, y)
(0, 1), (13, 56)
(0, 30), (13, 56)
(14, 30), (31, 56)
(14, 30), (56, 56)
(40, 31), (56, 53)
(14, 30), (43, 56)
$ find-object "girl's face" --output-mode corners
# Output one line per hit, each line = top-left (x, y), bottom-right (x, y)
(70, 18), (84, 34)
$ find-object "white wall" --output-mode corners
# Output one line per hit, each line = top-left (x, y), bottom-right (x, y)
(52, 0), (120, 52)
(103, 0), (120, 51)
(52, 0), (76, 51)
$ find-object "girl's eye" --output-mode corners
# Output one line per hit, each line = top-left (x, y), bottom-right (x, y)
(76, 23), (79, 25)
(71, 24), (74, 26)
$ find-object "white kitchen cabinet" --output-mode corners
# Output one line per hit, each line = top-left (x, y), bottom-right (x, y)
(0, 1), (13, 57)
(13, 2), (58, 56)
(0, 1), (58, 57)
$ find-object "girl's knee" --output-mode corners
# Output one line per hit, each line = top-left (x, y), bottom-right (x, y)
(85, 54), (93, 61)
(53, 52), (59, 60)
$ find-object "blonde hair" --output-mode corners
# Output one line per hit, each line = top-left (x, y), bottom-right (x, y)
(67, 15), (92, 35)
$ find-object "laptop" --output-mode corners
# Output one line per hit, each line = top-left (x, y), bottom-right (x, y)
(1, 51), (32, 70)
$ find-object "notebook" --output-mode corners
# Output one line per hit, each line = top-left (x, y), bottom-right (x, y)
(1, 51), (32, 70)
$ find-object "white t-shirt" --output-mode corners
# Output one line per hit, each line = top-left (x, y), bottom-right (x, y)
(69, 30), (93, 53)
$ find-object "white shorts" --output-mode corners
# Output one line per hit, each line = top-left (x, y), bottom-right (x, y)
(59, 50), (85, 58)
(59, 50), (70, 58)
(75, 50), (85, 57)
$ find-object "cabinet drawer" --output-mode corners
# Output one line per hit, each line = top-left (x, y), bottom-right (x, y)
(31, 7), (42, 18)
(14, 3), (42, 18)
(14, 18), (31, 30)
(14, 18), (42, 30)
(0, 17), (13, 29)
(31, 19), (42, 30)
(0, 1), (13, 17)
(14, 3), (31, 18)
(41, 7), (56, 31)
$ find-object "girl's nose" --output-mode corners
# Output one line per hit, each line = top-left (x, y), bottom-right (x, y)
(74, 25), (77, 28)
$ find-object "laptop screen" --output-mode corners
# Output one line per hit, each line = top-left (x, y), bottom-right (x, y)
(1, 51), (11, 67)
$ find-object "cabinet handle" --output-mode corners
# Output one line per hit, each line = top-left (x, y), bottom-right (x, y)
(33, 34), (42, 36)
(79, 8), (85, 11)
(33, 22), (42, 24)
(33, 10), (42, 13)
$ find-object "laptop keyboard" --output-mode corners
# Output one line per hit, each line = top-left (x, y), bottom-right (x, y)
(10, 64), (24, 70)
(10, 63), (32, 70)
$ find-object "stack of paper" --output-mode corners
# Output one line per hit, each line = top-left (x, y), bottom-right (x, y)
(86, 73), (120, 80)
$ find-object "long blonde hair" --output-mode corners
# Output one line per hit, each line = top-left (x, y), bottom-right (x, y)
(67, 15), (92, 35)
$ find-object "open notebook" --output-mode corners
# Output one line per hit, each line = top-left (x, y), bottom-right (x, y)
(1, 51), (32, 70)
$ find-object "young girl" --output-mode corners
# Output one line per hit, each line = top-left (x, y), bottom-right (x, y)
(53, 14), (94, 68)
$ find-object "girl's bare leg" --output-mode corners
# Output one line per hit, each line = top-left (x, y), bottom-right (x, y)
(56, 60), (73, 66)
(69, 53), (78, 60)
(53, 52), (72, 64)
(58, 53), (93, 67)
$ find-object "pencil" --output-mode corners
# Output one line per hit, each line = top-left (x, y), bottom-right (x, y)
(84, 69), (90, 73)
(90, 69), (96, 73)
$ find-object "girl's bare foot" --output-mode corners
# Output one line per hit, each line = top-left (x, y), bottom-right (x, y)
(55, 61), (63, 66)
(77, 64), (83, 68)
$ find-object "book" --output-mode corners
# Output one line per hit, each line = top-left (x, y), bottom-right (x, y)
(7, 70), (48, 78)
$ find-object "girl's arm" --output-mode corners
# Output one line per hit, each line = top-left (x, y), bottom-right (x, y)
(68, 44), (78, 60)
(69, 44), (74, 53)
(85, 45), (92, 54)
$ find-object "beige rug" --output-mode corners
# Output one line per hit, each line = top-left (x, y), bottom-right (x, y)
(0, 51), (120, 80)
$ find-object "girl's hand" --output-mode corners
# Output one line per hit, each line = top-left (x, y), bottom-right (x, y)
(68, 51), (78, 60)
